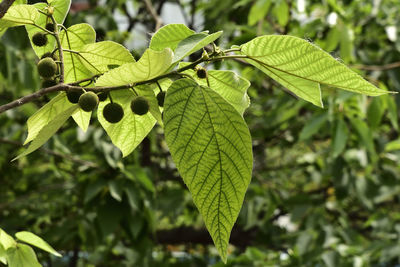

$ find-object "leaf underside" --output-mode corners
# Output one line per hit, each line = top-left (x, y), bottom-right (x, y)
(164, 78), (253, 263)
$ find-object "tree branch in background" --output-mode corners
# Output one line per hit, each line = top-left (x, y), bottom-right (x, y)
(0, 0), (15, 19)
(143, 0), (163, 31)
(352, 61), (400, 71)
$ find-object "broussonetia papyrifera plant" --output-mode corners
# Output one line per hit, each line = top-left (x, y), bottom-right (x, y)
(0, 0), (393, 264)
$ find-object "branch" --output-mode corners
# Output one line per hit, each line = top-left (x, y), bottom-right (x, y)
(0, 54), (248, 114)
(143, 0), (163, 31)
(351, 61), (400, 71)
(0, 0), (15, 19)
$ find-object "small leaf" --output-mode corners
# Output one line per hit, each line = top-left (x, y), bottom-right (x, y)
(164, 79), (253, 262)
(385, 139), (400, 152)
(15, 231), (61, 257)
(96, 48), (173, 87)
(299, 113), (329, 141)
(48, 0), (71, 25)
(97, 90), (156, 157)
(0, 229), (16, 250)
(24, 93), (74, 145)
(272, 0), (289, 27)
(173, 31), (223, 63)
(6, 244), (41, 267)
(150, 24), (195, 51)
(79, 41), (135, 73)
(248, 0), (271, 26)
(72, 109), (91, 133)
(14, 106), (77, 160)
(332, 118), (348, 157)
(239, 35), (390, 106)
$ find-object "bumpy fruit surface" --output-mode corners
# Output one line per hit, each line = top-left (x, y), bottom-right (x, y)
(67, 90), (84, 104)
(78, 92), (99, 112)
(41, 79), (57, 88)
(37, 58), (57, 78)
(130, 96), (149, 115)
(98, 92), (108, 102)
(157, 91), (166, 107)
(41, 52), (58, 61)
(32, 32), (48, 47)
(103, 103), (124, 123)
(196, 67), (207, 79)
(45, 23), (55, 32)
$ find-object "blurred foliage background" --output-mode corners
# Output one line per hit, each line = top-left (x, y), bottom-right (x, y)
(1, 0), (400, 266)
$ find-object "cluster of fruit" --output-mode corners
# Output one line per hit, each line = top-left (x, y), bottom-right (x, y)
(32, 21), (59, 88)
(66, 89), (166, 124)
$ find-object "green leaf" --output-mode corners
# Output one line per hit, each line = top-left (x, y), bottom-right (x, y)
(25, 0), (71, 58)
(79, 41), (135, 74)
(248, 0), (271, 26)
(95, 48), (173, 87)
(299, 113), (329, 141)
(97, 90), (156, 157)
(164, 79), (253, 263)
(60, 23), (96, 130)
(0, 244), (6, 265)
(24, 93), (74, 145)
(173, 31), (223, 63)
(15, 231), (61, 257)
(385, 139), (400, 152)
(150, 24), (195, 51)
(332, 118), (348, 157)
(0, 5), (39, 32)
(239, 35), (389, 106)
(48, 0), (71, 25)
(272, 0), (289, 27)
(60, 23), (96, 83)
(6, 244), (41, 267)
(14, 105), (77, 160)
(349, 117), (376, 160)
(180, 64), (251, 115)
(0, 229), (16, 250)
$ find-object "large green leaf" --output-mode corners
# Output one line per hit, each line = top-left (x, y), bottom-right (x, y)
(180, 63), (251, 115)
(0, 4), (38, 33)
(48, 0), (71, 25)
(79, 41), (135, 73)
(173, 31), (223, 63)
(14, 105), (77, 160)
(15, 231), (61, 257)
(150, 24), (195, 51)
(97, 89), (156, 157)
(95, 48), (173, 86)
(239, 35), (389, 106)
(6, 244), (41, 267)
(164, 78), (253, 262)
(24, 93), (74, 145)
(59, 23), (96, 130)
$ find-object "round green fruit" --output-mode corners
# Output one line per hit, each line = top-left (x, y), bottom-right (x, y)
(37, 57), (57, 78)
(41, 79), (57, 88)
(32, 32), (48, 47)
(103, 103), (124, 123)
(45, 23), (55, 32)
(157, 91), (166, 107)
(196, 67), (207, 79)
(66, 90), (84, 104)
(98, 92), (108, 102)
(40, 52), (58, 61)
(130, 96), (149, 115)
(78, 92), (99, 112)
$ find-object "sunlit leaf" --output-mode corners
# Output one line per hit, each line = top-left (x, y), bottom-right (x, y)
(6, 244), (41, 267)
(95, 48), (173, 86)
(15, 231), (61, 257)
(164, 78), (253, 262)
(150, 24), (195, 51)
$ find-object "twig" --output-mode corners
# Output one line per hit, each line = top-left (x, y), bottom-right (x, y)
(351, 61), (400, 71)
(143, 0), (163, 31)
(0, 54), (249, 114)
(0, 0), (15, 19)
(0, 138), (98, 168)
(49, 14), (65, 83)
